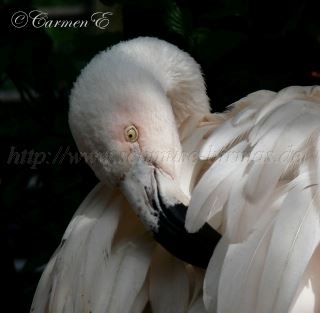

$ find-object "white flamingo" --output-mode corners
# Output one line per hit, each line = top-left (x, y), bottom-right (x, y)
(31, 37), (320, 313)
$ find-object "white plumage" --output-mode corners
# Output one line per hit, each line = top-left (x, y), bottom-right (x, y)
(31, 37), (320, 313)
(189, 86), (320, 313)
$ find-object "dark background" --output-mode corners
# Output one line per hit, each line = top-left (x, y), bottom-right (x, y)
(2, 0), (320, 311)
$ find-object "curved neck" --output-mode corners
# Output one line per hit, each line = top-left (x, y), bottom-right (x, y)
(114, 37), (211, 126)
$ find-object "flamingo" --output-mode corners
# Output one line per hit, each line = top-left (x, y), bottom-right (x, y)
(31, 37), (320, 313)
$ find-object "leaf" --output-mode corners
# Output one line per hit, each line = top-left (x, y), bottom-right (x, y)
(165, 1), (192, 37)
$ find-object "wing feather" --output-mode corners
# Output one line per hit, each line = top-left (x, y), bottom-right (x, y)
(149, 246), (189, 313)
(200, 90), (276, 160)
(256, 178), (320, 313)
(203, 236), (229, 312)
(186, 141), (247, 233)
(187, 86), (320, 313)
(31, 184), (155, 313)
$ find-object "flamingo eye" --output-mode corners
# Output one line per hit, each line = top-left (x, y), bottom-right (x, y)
(124, 125), (139, 142)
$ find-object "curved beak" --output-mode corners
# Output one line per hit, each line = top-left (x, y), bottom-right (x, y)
(120, 158), (221, 268)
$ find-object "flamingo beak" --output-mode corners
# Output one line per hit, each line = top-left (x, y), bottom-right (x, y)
(120, 158), (221, 268)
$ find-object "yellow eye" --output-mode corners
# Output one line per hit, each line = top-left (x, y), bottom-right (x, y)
(124, 125), (139, 142)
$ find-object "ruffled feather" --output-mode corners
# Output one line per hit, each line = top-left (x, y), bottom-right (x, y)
(188, 86), (320, 313)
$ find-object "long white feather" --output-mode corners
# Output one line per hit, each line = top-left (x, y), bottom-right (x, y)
(188, 86), (320, 313)
(203, 236), (229, 312)
(216, 221), (275, 313)
(31, 183), (118, 312)
(255, 179), (320, 313)
(186, 141), (247, 233)
(149, 246), (190, 313)
(245, 102), (320, 203)
(129, 280), (149, 313)
(31, 184), (156, 313)
(289, 244), (320, 313)
(200, 90), (276, 160)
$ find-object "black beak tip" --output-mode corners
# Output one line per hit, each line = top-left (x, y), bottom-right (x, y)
(152, 201), (221, 269)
